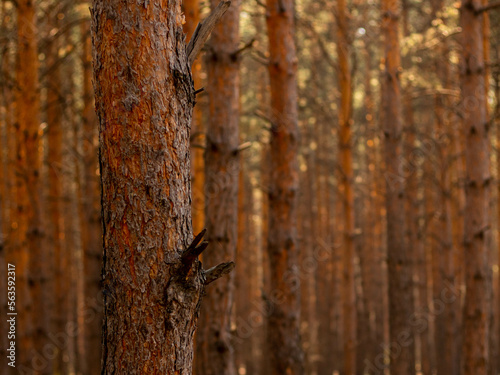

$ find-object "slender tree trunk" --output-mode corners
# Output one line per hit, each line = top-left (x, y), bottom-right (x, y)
(337, 2), (356, 374)
(357, 40), (381, 374)
(183, 0), (205, 235)
(46, 10), (66, 373)
(92, 1), (231, 372)
(495, 46), (500, 375)
(195, 1), (240, 374)
(381, 0), (415, 374)
(234, 162), (248, 374)
(0, 2), (13, 369)
(460, 1), (491, 375)
(333, 191), (345, 375)
(61, 27), (79, 373)
(265, 0), (304, 372)
(79, 13), (104, 372)
(14, 0), (41, 372)
(481, 5), (497, 375)
(299, 128), (318, 375)
(434, 52), (459, 375)
(316, 120), (335, 375)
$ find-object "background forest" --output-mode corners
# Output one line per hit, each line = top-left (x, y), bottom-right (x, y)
(1, 0), (499, 374)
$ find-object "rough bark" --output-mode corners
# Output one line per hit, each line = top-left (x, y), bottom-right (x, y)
(195, 0), (240, 374)
(460, 1), (491, 375)
(91, 1), (231, 373)
(381, 0), (415, 374)
(265, 0), (304, 372)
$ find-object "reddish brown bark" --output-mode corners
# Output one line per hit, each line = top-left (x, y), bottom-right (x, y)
(80, 13), (104, 373)
(91, 0), (229, 372)
(337, 1), (356, 373)
(183, 0), (205, 235)
(265, 0), (304, 372)
(195, 0), (240, 374)
(12, 0), (41, 372)
(45, 10), (66, 374)
(460, 1), (492, 374)
(381, 0), (415, 373)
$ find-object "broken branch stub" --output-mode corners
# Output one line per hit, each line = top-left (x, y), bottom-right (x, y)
(186, 0), (232, 66)
(204, 262), (236, 285)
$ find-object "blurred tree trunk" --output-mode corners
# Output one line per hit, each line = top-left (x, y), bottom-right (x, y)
(265, 0), (304, 372)
(14, 0), (41, 372)
(92, 0), (222, 372)
(333, 189), (345, 375)
(337, 1), (356, 373)
(183, 0), (205, 234)
(495, 43), (500, 375)
(435, 41), (459, 375)
(299, 126), (318, 375)
(359, 36), (384, 374)
(195, 0), (240, 374)
(234, 163), (248, 374)
(0, 2), (13, 368)
(46, 8), (64, 373)
(60, 25), (77, 374)
(482, 5), (497, 375)
(460, 1), (491, 375)
(381, 0), (415, 374)
(316, 121), (334, 375)
(80, 14), (103, 372)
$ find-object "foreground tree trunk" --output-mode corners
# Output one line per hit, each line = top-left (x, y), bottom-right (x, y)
(265, 0), (304, 373)
(92, 1), (232, 372)
(380, 0), (414, 374)
(460, 1), (491, 375)
(195, 0), (240, 374)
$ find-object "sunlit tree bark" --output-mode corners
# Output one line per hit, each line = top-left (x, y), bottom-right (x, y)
(92, 0), (232, 372)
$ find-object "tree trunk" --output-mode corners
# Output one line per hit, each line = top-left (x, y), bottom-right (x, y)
(46, 9), (65, 373)
(460, 1), (491, 374)
(195, 0), (240, 374)
(434, 38), (459, 375)
(183, 0), (205, 235)
(92, 1), (231, 372)
(381, 0), (415, 374)
(265, 0), (304, 372)
(80, 12), (104, 372)
(14, 0), (41, 372)
(337, 1), (356, 373)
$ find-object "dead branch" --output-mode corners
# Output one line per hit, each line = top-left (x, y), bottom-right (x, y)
(187, 0), (231, 66)
(204, 262), (235, 285)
